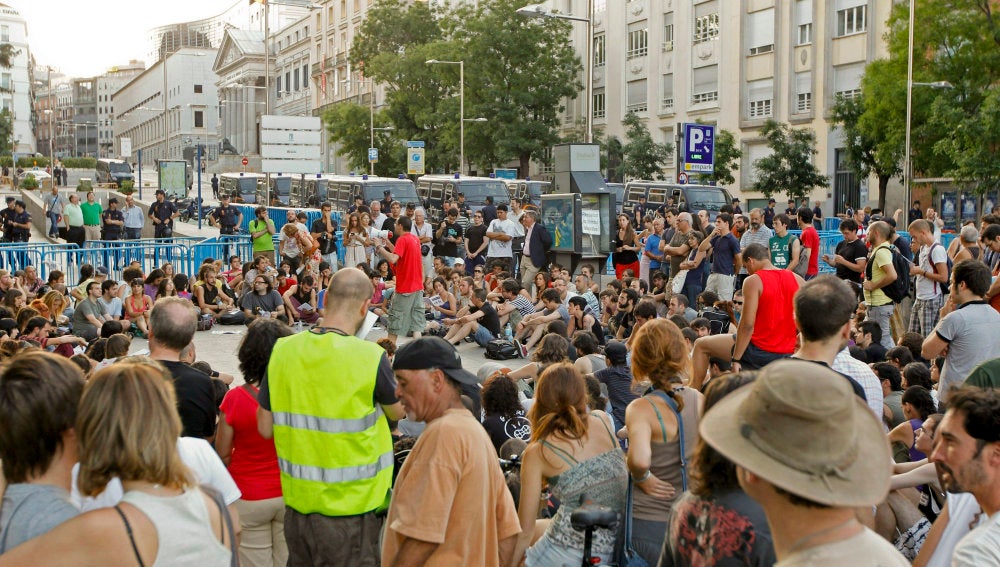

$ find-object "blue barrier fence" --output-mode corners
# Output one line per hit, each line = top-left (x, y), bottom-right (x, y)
(231, 204), (341, 235)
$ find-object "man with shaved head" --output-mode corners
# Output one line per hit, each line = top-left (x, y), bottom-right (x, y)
(258, 268), (406, 566)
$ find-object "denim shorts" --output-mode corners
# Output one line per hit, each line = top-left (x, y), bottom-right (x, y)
(473, 324), (496, 347)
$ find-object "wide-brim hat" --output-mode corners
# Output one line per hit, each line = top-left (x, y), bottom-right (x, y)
(700, 359), (891, 507)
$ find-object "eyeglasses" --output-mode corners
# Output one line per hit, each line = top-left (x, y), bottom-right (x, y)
(474, 269), (483, 274)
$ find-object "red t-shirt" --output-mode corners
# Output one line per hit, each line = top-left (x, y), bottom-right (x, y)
(751, 269), (800, 354)
(219, 386), (282, 501)
(277, 277), (297, 296)
(801, 226), (820, 276)
(393, 232), (424, 294)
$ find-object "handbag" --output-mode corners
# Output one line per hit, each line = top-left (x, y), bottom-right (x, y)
(792, 236), (810, 278)
(670, 269), (688, 294)
(613, 481), (651, 567)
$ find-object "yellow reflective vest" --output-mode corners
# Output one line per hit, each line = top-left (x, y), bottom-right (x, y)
(267, 331), (393, 516)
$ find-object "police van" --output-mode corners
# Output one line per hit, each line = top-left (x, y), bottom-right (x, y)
(219, 173), (264, 204)
(504, 179), (550, 209)
(259, 175), (292, 206)
(311, 175), (419, 214)
(417, 174), (511, 222)
(623, 181), (732, 220)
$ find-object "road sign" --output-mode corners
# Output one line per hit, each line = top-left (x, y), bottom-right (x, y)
(260, 115), (322, 174)
(368, 148), (379, 163)
(677, 172), (688, 185)
(242, 157), (249, 166)
(120, 137), (131, 159)
(407, 146), (425, 175)
(682, 123), (715, 174)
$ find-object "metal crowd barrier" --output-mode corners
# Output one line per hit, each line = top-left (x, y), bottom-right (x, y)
(231, 203), (340, 235)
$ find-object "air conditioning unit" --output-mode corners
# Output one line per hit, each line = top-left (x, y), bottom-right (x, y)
(662, 41), (674, 52)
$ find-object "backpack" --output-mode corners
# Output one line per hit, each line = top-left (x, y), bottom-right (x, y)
(929, 242), (953, 295)
(866, 243), (911, 304)
(485, 339), (521, 360)
(792, 236), (810, 278)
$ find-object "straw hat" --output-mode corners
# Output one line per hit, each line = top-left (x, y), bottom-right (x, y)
(700, 359), (892, 507)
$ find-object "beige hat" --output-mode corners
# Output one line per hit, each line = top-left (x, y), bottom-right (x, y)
(699, 359), (892, 507)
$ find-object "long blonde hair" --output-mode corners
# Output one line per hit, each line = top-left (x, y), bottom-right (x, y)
(75, 358), (192, 496)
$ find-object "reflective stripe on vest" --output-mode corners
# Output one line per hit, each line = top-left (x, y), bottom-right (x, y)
(267, 332), (393, 517)
(279, 450), (394, 485)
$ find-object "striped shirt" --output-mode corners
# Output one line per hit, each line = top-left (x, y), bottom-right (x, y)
(739, 226), (773, 274)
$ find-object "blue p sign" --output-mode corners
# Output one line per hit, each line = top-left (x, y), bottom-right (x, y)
(682, 123), (715, 174)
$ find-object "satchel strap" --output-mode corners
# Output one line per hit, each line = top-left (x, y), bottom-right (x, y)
(647, 389), (688, 492)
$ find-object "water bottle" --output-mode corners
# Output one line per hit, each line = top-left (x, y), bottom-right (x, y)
(504, 323), (513, 341)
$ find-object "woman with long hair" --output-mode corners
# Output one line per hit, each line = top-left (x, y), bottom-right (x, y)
(2, 288), (25, 316)
(0, 360), (236, 565)
(513, 363), (628, 565)
(124, 278), (153, 338)
(426, 276), (458, 319)
(155, 277), (179, 301)
(41, 290), (69, 327)
(216, 319), (293, 567)
(661, 372), (776, 566)
(613, 214), (640, 279)
(143, 269), (165, 301)
(679, 231), (707, 308)
(343, 212), (368, 268)
(532, 271), (552, 310)
(625, 318), (704, 565)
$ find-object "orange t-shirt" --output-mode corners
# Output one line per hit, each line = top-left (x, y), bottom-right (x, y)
(382, 409), (521, 566)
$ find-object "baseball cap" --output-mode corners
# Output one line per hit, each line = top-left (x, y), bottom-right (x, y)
(453, 257), (465, 265)
(699, 359), (892, 507)
(393, 337), (478, 386)
(95, 266), (110, 277)
(604, 340), (628, 364)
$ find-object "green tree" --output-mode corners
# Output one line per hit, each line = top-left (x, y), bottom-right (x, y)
(323, 104), (406, 176)
(751, 119), (828, 201)
(0, 110), (12, 155)
(616, 112), (671, 181)
(699, 128), (741, 187)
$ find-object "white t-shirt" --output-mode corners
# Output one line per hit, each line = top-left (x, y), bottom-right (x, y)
(915, 243), (949, 300)
(927, 492), (983, 567)
(775, 526), (908, 566)
(411, 221), (434, 253)
(486, 218), (519, 258)
(953, 509), (1000, 566)
(71, 437), (242, 511)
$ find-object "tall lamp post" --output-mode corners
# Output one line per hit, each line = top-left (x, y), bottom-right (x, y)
(344, 77), (395, 175)
(426, 59), (467, 174)
(516, 2), (593, 144)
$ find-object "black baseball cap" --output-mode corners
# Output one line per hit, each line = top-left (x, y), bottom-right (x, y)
(605, 340), (628, 364)
(393, 337), (478, 385)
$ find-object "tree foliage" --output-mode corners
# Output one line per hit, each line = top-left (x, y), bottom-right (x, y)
(699, 128), (741, 187)
(0, 110), (12, 156)
(751, 119), (827, 201)
(323, 103), (405, 176)
(342, 0), (580, 176)
(615, 113), (671, 181)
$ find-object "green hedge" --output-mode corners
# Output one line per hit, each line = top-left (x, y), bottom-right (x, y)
(61, 157), (97, 169)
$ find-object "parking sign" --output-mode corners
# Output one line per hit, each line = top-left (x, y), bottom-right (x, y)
(682, 123), (715, 174)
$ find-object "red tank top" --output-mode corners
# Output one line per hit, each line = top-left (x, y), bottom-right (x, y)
(751, 269), (799, 354)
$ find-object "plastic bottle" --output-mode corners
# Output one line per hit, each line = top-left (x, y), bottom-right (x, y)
(504, 323), (513, 341)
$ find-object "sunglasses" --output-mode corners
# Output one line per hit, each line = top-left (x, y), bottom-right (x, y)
(474, 269), (483, 273)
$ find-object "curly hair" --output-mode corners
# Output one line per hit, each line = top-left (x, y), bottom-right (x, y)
(238, 319), (294, 385)
(690, 371), (758, 498)
(533, 333), (570, 365)
(481, 373), (523, 421)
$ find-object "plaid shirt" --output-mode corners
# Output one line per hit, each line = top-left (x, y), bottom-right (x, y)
(833, 347), (885, 421)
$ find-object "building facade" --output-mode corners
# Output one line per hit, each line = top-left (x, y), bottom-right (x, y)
(552, 0), (890, 215)
(0, 3), (36, 157)
(97, 61), (146, 159)
(113, 47), (221, 166)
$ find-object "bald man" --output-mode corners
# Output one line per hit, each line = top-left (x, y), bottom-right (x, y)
(258, 267), (405, 566)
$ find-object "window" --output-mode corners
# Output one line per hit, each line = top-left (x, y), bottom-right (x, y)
(663, 14), (674, 50)
(798, 23), (812, 45)
(833, 63), (864, 100)
(0, 73), (9, 91)
(194, 111), (204, 128)
(194, 84), (203, 94)
(594, 34), (606, 67)
(660, 74), (674, 112)
(836, 5), (866, 36)
(303, 64), (309, 88)
(747, 79), (773, 118)
(276, 75), (282, 97)
(795, 72), (812, 113)
(693, 12), (719, 44)
(294, 68), (300, 91)
(627, 24), (648, 59)
(692, 65), (718, 104)
(626, 79), (648, 113)
(747, 9), (774, 55)
(0, 25), (8, 42)
(593, 89), (606, 119)
(286, 72), (291, 93)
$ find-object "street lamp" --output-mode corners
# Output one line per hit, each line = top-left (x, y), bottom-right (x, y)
(426, 59), (467, 174)
(344, 77), (392, 175)
(516, 2), (593, 143)
(903, 0), (955, 222)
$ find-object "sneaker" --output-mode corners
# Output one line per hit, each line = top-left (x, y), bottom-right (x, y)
(515, 340), (527, 359)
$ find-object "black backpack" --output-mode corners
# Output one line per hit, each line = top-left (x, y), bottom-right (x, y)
(866, 244), (911, 304)
(485, 339), (521, 360)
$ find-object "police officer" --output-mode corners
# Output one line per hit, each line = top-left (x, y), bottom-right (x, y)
(0, 197), (15, 242)
(210, 194), (242, 235)
(9, 200), (31, 242)
(101, 198), (125, 241)
(211, 173), (219, 199)
(148, 189), (179, 238)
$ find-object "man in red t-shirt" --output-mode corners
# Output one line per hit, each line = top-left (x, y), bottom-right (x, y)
(375, 215), (425, 345)
(797, 206), (820, 279)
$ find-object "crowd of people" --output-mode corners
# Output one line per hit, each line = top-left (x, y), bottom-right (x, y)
(0, 191), (999, 567)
